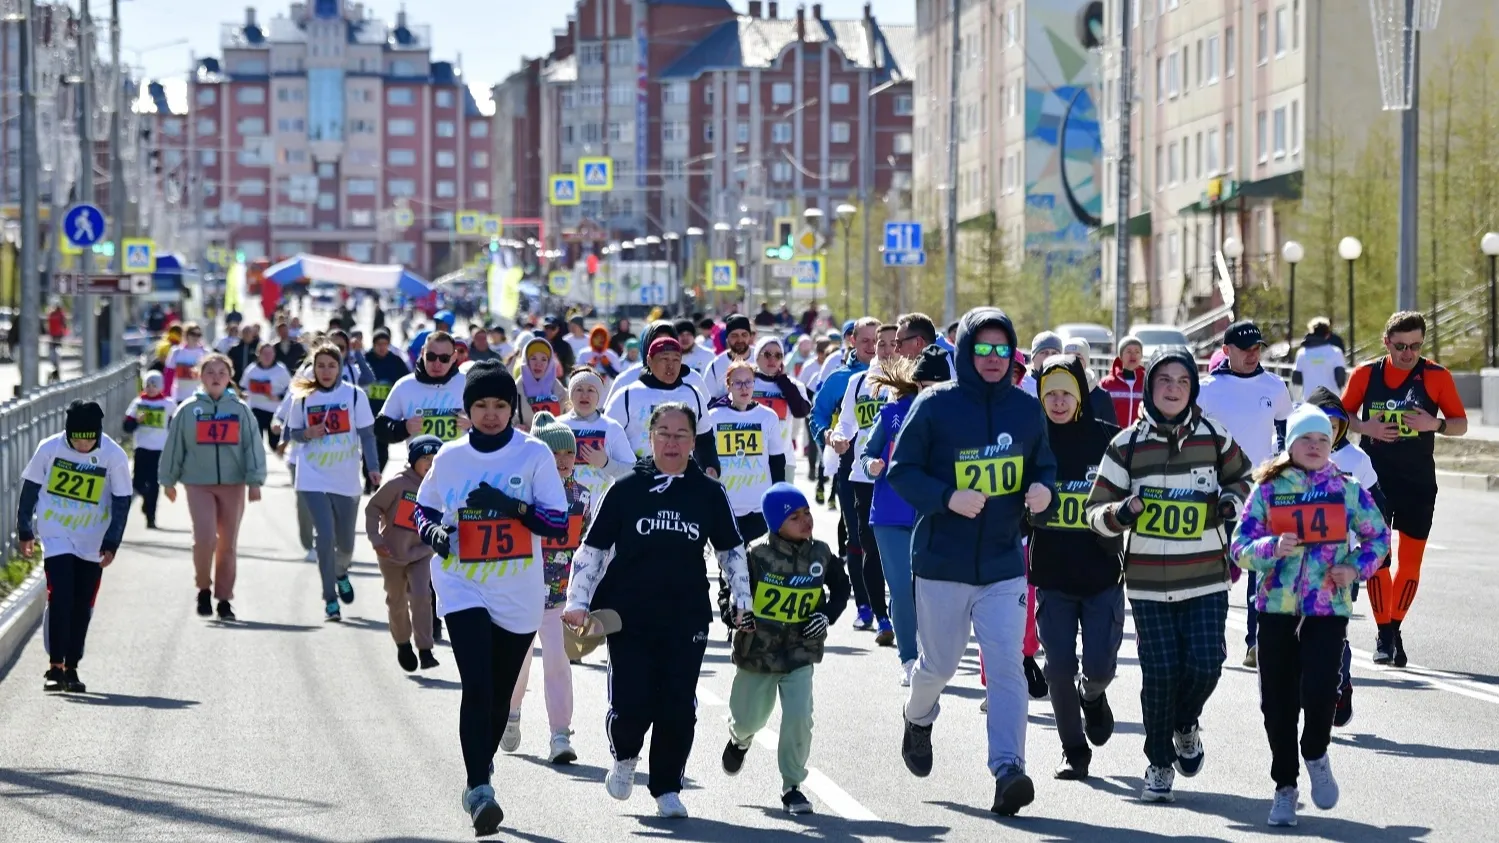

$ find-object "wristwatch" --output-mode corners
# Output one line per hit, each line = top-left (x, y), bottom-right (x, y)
(1438, 418), (1448, 435)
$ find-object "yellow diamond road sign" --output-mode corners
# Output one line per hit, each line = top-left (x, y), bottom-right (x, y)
(797, 229), (820, 255)
(123, 238), (156, 274)
(550, 175), (580, 206)
(578, 157), (613, 192)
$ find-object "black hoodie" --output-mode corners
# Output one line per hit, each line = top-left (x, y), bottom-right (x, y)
(1026, 356), (1123, 595)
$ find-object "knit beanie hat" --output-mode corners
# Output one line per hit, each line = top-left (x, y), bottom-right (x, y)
(568, 369), (604, 395)
(1038, 365), (1085, 412)
(648, 336), (682, 359)
(1030, 331), (1064, 356)
(407, 435), (443, 463)
(1285, 403), (1334, 451)
(762, 482), (810, 536)
(1119, 335), (1143, 354)
(725, 314), (753, 336)
(143, 370), (165, 393)
(65, 399), (104, 442)
(913, 344), (953, 383)
(530, 411), (577, 454)
(462, 360), (519, 414)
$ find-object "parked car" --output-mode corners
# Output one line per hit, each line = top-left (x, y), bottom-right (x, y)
(1054, 322), (1114, 356)
(1127, 323), (1192, 361)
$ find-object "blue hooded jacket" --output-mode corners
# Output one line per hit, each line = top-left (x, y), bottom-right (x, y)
(887, 308), (1057, 585)
(809, 347), (868, 448)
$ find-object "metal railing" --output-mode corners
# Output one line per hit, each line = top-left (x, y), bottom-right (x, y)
(0, 360), (141, 556)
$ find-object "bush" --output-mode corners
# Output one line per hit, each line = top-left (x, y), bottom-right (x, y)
(0, 542), (44, 602)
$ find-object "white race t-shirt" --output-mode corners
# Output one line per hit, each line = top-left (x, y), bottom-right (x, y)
(416, 432), (569, 633)
(559, 411), (637, 503)
(603, 378), (711, 457)
(126, 394), (178, 452)
(607, 363), (706, 402)
(565, 333), (591, 358)
(379, 372), (468, 442)
(1294, 343), (1347, 400)
(577, 348), (624, 378)
(681, 343), (716, 375)
(240, 362), (293, 414)
(1196, 369), (1294, 467)
(1331, 441), (1380, 491)
(21, 433), (132, 562)
(165, 345), (208, 402)
(832, 369), (887, 483)
(291, 383), (376, 497)
(704, 351), (753, 399)
(705, 403), (785, 516)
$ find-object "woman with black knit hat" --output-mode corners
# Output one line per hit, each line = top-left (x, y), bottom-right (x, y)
(411, 359), (570, 837)
(604, 336), (714, 462)
(1026, 355), (1123, 781)
(606, 320), (708, 399)
(17, 400), (133, 693)
(563, 401), (751, 819)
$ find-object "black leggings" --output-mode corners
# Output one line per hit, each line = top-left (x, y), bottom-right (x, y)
(605, 624), (708, 796)
(735, 512), (768, 545)
(446, 607), (535, 788)
(44, 555), (104, 669)
(251, 408), (277, 450)
(132, 448), (161, 523)
(1257, 613), (1347, 789)
(850, 481), (888, 619)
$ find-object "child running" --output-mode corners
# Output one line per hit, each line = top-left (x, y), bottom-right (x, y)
(123, 371), (177, 529)
(164, 323), (208, 402)
(17, 400), (133, 693)
(366, 434), (443, 671)
(719, 483), (835, 815)
(516, 337), (569, 429)
(557, 370), (636, 504)
(701, 360), (786, 542)
(1231, 404), (1390, 827)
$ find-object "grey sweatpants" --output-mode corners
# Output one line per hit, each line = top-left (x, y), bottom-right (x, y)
(1035, 584), (1126, 751)
(904, 574), (1028, 776)
(287, 464), (315, 551)
(300, 491), (358, 602)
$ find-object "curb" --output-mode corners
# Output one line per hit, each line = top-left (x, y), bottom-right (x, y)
(1436, 469), (1499, 493)
(0, 566), (45, 679)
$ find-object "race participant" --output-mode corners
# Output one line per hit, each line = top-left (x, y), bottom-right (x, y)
(1025, 356), (1123, 781)
(564, 315), (592, 358)
(862, 347), (953, 685)
(365, 328), (412, 476)
(502, 412), (590, 765)
(831, 323), (899, 644)
(1059, 338), (1120, 425)
(164, 323), (209, 402)
(410, 361), (570, 837)
(606, 322), (707, 398)
(1293, 317), (1348, 399)
(1340, 310), (1466, 665)
(576, 325), (624, 384)
(1196, 320), (1292, 669)
(677, 318), (716, 374)
(123, 371), (177, 529)
(1230, 404), (1389, 828)
(701, 361), (787, 542)
(18, 400), (132, 693)
(1086, 347), (1252, 803)
(215, 311), (242, 353)
(704, 314), (758, 399)
(365, 435), (443, 672)
(377, 331), (470, 448)
(888, 307), (1057, 817)
(240, 343), (292, 451)
(604, 337), (713, 462)
(748, 336), (812, 472)
(515, 337), (570, 429)
(542, 316), (577, 373)
(328, 329), (375, 388)
(406, 308), (455, 368)
(272, 320), (307, 372)
(719, 483), (835, 815)
(557, 370), (637, 502)
(1020, 332), (1067, 396)
(1306, 386), (1386, 726)
(621, 337), (641, 368)
(160, 353), (268, 622)
(285, 343), (381, 621)
(1099, 335), (1146, 427)
(563, 402), (750, 819)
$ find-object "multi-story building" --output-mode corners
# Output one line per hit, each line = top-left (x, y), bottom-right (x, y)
(185, 0), (494, 277)
(492, 57), (545, 225)
(911, 0), (1104, 266)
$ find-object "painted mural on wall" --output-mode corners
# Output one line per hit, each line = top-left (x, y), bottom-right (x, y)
(1024, 0), (1104, 253)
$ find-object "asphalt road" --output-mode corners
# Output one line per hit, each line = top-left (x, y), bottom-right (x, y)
(1, 406), (1496, 840)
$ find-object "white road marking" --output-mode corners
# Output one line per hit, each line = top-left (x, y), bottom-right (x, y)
(697, 684), (725, 707)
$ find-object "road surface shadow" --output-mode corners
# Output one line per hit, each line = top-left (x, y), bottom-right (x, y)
(209, 619), (320, 633)
(1027, 711), (1145, 736)
(639, 812), (949, 842)
(513, 753), (609, 784)
(1333, 731), (1499, 766)
(928, 798), (1221, 840)
(406, 674), (460, 691)
(60, 693), (200, 710)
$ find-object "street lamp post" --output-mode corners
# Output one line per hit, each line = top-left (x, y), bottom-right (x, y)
(835, 203), (857, 316)
(739, 215), (758, 314)
(1282, 240), (1304, 345)
(646, 234), (662, 312)
(802, 206), (826, 317)
(1339, 236), (1363, 357)
(1222, 236), (1245, 321)
(684, 227), (702, 314)
(662, 231), (680, 314)
(1482, 232), (1499, 367)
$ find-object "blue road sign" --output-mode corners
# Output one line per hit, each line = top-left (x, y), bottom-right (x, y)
(884, 221), (923, 255)
(64, 203), (107, 247)
(883, 250), (927, 268)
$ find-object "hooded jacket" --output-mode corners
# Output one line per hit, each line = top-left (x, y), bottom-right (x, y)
(718, 531), (835, 674)
(887, 308), (1057, 586)
(159, 388), (268, 488)
(1026, 356), (1123, 596)
(1099, 357), (1146, 427)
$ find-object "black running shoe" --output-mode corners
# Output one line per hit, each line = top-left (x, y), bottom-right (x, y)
(63, 669), (86, 694)
(781, 787), (814, 814)
(814, 484), (826, 506)
(1024, 656), (1049, 700)
(992, 765), (1035, 815)
(335, 575), (355, 605)
(43, 667), (65, 693)
(1333, 679), (1354, 727)
(1080, 685), (1115, 747)
(1054, 746), (1091, 780)
(419, 649), (440, 669)
(722, 739), (749, 774)
(901, 717), (934, 777)
(433, 618), (443, 641)
(1373, 624), (1395, 665)
(216, 600), (236, 621)
(1393, 631), (1408, 668)
(397, 643), (418, 672)
(196, 589), (212, 617)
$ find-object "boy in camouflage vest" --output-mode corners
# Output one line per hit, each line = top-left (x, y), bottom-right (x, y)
(717, 482), (838, 815)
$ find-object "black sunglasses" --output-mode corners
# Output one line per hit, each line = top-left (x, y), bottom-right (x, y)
(425, 352), (453, 363)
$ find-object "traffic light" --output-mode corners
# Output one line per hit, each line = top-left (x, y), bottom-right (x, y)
(764, 217), (795, 261)
(489, 237), (500, 253)
(235, 249), (246, 263)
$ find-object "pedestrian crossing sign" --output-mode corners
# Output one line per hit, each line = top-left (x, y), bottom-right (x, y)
(578, 157), (613, 192)
(456, 211), (481, 235)
(122, 238), (156, 274)
(706, 260), (738, 291)
(393, 207), (414, 230)
(791, 257), (823, 288)
(549, 272), (570, 295)
(481, 215), (503, 237)
(550, 175), (580, 206)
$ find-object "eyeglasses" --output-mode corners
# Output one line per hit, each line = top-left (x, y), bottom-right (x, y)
(760, 351), (783, 358)
(651, 429), (694, 443)
(896, 335), (924, 345)
(1390, 341), (1423, 352)
(425, 352), (453, 363)
(972, 343), (1012, 359)
(728, 379), (757, 389)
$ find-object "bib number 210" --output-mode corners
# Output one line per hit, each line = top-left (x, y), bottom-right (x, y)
(955, 456), (1022, 496)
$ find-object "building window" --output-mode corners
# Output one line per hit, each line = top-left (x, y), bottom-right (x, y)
(609, 83), (633, 106)
(347, 178), (377, 196)
(1293, 0), (1301, 49)
(435, 180), (456, 198)
(578, 85), (603, 106)
(469, 122), (489, 139)
(1169, 230), (1180, 272)
(607, 121), (630, 142)
(1155, 58), (1164, 103)
(436, 121), (456, 138)
(609, 39), (633, 66)
(894, 94), (913, 115)
(663, 121), (687, 142)
(1256, 110), (1268, 161)
(894, 132), (913, 154)
(387, 179), (416, 197)
(276, 118), (306, 133)
(196, 118), (216, 136)
(1226, 27), (1236, 75)
(236, 87), (265, 105)
(471, 151), (489, 168)
(1275, 6), (1288, 56)
(1168, 141), (1178, 184)
(1207, 36), (1220, 83)
(663, 82), (689, 105)
(436, 90), (454, 108)
(472, 181), (489, 199)
(1273, 106), (1287, 156)
(735, 123), (749, 143)
(387, 87), (413, 106)
(830, 121), (851, 143)
(201, 149), (217, 166)
(703, 122), (714, 142)
(349, 119), (375, 135)
(1257, 13), (1268, 64)
(1225, 122), (1235, 170)
(772, 161), (792, 183)
(316, 192), (335, 210)
(1155, 145), (1163, 192)
(1182, 44), (1191, 91)
(1195, 131), (1203, 178)
(1207, 128), (1220, 172)
(580, 43), (604, 66)
(388, 148), (416, 166)
(388, 119), (415, 136)
(1168, 51), (1180, 97)
(196, 87), (215, 106)
(704, 86), (714, 105)
(830, 83), (850, 104)
(737, 83), (750, 104)
(436, 150), (456, 168)
(1195, 40), (1204, 88)
(771, 83), (793, 105)
(237, 117), (266, 136)
(772, 123), (792, 144)
(829, 161), (851, 182)
(238, 178), (266, 196)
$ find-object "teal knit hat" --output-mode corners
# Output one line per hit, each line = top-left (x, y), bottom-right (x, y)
(530, 411), (576, 453)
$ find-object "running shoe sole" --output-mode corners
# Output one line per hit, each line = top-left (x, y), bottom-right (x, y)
(471, 800), (504, 837)
(992, 775), (1035, 816)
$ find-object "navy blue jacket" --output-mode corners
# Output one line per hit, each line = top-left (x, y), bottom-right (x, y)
(887, 308), (1057, 585)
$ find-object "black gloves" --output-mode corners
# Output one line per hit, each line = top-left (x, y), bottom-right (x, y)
(1216, 496), (1238, 522)
(419, 521), (451, 558)
(802, 613), (829, 640)
(1115, 497), (1141, 527)
(466, 481), (523, 517)
(735, 611), (757, 632)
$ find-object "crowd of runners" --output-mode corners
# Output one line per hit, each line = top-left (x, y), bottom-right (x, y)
(12, 299), (1466, 835)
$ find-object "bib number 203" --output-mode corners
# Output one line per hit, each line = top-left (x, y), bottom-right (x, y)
(956, 456), (1021, 496)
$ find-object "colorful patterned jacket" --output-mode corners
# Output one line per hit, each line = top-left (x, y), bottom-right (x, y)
(1230, 462), (1390, 617)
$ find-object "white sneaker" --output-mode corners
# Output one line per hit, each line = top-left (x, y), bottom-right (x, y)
(1141, 765), (1175, 803)
(899, 660), (916, 688)
(548, 731), (577, 765)
(605, 758), (638, 801)
(500, 714), (521, 753)
(1305, 755), (1339, 810)
(655, 792), (689, 818)
(1268, 786), (1299, 826)
(302, 548), (317, 562)
(1173, 724), (1205, 777)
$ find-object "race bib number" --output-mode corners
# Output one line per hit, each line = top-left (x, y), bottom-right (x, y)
(455, 509), (533, 564)
(529, 397), (562, 417)
(854, 397), (880, 430)
(1134, 487), (1209, 540)
(137, 407), (166, 428)
(1267, 491), (1348, 545)
(754, 394), (789, 420)
(196, 416), (241, 445)
(47, 458), (106, 505)
(174, 363), (197, 380)
(954, 449), (1023, 496)
(1045, 486), (1091, 531)
(367, 382), (392, 401)
(420, 411), (462, 441)
(542, 513), (585, 552)
(393, 491), (419, 531)
(715, 424), (764, 457)
(307, 405), (351, 434)
(751, 575), (821, 625)
(248, 379), (273, 396)
(1373, 407), (1418, 438)
(574, 432), (606, 455)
